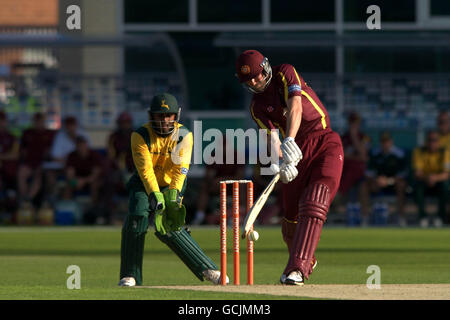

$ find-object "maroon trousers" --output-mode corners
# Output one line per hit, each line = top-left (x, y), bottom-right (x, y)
(281, 130), (344, 279)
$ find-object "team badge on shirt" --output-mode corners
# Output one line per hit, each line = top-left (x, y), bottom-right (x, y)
(267, 106), (274, 112)
(181, 167), (188, 175)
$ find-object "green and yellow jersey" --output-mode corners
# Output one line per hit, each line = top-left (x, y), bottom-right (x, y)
(412, 146), (450, 175)
(131, 122), (193, 195)
(439, 133), (450, 151)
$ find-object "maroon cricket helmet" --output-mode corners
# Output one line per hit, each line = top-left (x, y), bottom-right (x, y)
(235, 50), (273, 93)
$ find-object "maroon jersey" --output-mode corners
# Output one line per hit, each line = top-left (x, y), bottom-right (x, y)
(19, 128), (55, 168)
(66, 150), (103, 178)
(250, 64), (331, 141)
(0, 131), (16, 155)
(0, 130), (18, 178)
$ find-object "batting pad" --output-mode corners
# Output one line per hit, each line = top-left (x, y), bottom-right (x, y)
(155, 228), (218, 281)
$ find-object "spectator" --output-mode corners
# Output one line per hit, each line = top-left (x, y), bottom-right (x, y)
(106, 112), (134, 189)
(0, 111), (19, 222)
(65, 136), (104, 223)
(360, 132), (408, 227)
(412, 130), (449, 228)
(338, 112), (371, 225)
(103, 112), (134, 224)
(17, 112), (55, 206)
(44, 116), (91, 200)
(192, 139), (246, 225)
(437, 111), (450, 150)
(49, 116), (91, 167)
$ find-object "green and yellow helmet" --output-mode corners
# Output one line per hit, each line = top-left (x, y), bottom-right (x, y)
(147, 93), (181, 135)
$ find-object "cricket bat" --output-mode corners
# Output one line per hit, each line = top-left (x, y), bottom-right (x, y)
(242, 172), (280, 239)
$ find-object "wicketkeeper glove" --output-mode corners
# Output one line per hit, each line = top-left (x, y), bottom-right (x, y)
(280, 137), (303, 166)
(150, 191), (167, 234)
(163, 189), (186, 232)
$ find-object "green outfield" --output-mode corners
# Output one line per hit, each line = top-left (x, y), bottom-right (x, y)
(0, 226), (449, 300)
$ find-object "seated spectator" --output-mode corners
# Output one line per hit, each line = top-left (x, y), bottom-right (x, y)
(412, 130), (449, 228)
(338, 112), (371, 225)
(65, 136), (104, 223)
(49, 116), (91, 167)
(17, 112), (55, 207)
(360, 132), (408, 227)
(437, 111), (450, 150)
(0, 111), (19, 222)
(44, 116), (91, 200)
(192, 139), (246, 225)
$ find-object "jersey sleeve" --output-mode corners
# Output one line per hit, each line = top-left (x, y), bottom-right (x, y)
(131, 131), (160, 195)
(443, 148), (450, 173)
(277, 64), (302, 104)
(169, 130), (193, 192)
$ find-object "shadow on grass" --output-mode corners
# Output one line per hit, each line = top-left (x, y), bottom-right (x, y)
(0, 247), (448, 256)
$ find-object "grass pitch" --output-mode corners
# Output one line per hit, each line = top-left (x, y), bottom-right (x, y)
(0, 225), (449, 300)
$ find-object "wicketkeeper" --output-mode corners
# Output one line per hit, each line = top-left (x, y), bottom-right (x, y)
(119, 93), (227, 286)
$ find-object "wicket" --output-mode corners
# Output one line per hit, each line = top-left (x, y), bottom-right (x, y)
(219, 180), (254, 285)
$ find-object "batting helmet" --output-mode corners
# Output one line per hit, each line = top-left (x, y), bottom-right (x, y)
(235, 50), (272, 93)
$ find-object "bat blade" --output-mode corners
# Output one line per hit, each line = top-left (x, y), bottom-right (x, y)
(242, 173), (280, 238)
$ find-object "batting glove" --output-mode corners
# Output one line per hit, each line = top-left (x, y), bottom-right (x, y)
(279, 162), (299, 184)
(280, 137), (303, 166)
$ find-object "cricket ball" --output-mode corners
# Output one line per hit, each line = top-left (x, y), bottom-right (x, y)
(248, 230), (259, 242)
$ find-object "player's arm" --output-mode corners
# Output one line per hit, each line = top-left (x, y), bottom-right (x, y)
(169, 131), (193, 192)
(131, 132), (160, 195)
(285, 96), (303, 140)
(430, 148), (450, 182)
(278, 65), (303, 166)
(412, 148), (425, 179)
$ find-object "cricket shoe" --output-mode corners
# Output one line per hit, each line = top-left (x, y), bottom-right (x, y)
(280, 270), (304, 286)
(202, 269), (229, 285)
(280, 257), (318, 286)
(118, 277), (136, 287)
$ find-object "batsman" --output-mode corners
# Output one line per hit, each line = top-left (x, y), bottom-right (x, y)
(235, 50), (344, 285)
(119, 93), (227, 286)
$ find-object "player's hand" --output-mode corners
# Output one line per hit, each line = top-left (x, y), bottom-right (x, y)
(280, 137), (302, 165)
(279, 162), (298, 184)
(163, 189), (186, 232)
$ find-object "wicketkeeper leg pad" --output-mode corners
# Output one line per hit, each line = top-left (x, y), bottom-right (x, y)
(284, 183), (330, 279)
(120, 214), (149, 285)
(155, 227), (218, 281)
